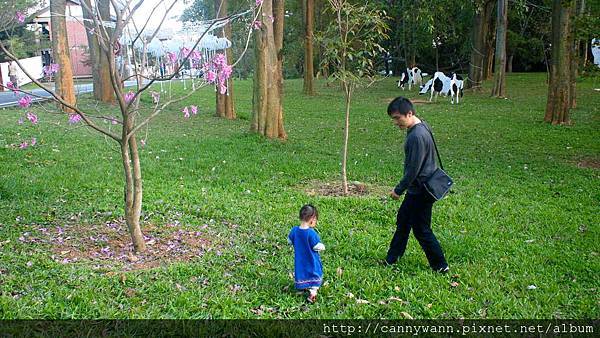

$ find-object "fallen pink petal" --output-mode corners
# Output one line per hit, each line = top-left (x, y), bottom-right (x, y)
(26, 112), (38, 124)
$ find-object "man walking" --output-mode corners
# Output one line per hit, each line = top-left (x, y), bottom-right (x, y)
(385, 97), (449, 273)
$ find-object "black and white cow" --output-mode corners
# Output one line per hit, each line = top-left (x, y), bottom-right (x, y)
(419, 71), (451, 101)
(397, 67), (423, 90)
(419, 72), (465, 103)
(450, 73), (464, 104)
(397, 68), (412, 90)
(411, 67), (423, 87)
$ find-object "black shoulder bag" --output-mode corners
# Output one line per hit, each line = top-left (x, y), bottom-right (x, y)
(421, 122), (453, 201)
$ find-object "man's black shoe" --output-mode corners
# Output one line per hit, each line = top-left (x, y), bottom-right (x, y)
(383, 256), (397, 266)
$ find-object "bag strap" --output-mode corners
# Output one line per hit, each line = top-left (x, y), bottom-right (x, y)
(420, 120), (444, 170)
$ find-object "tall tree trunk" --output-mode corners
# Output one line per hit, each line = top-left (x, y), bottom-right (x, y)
(341, 84), (352, 195)
(570, 0), (584, 109)
(98, 0), (115, 104)
(507, 54), (513, 73)
(303, 0), (315, 95)
(215, 0), (236, 119)
(467, 0), (493, 90)
(467, 3), (485, 90)
(50, 0), (76, 113)
(483, 2), (496, 80)
(121, 131), (146, 253)
(491, 0), (508, 97)
(81, 0), (102, 100)
(273, 0), (287, 139)
(545, 0), (573, 124)
(252, 0), (286, 139)
(409, 1), (417, 67)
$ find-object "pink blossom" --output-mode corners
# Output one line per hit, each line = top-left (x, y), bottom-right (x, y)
(180, 47), (191, 58)
(26, 112), (38, 124)
(15, 11), (25, 23)
(268, 15), (274, 23)
(19, 141), (29, 149)
(219, 82), (227, 95)
(17, 117), (23, 125)
(204, 70), (217, 83)
(182, 106), (190, 118)
(256, 0), (263, 6)
(30, 137), (36, 146)
(190, 105), (198, 115)
(219, 83), (227, 95)
(167, 52), (177, 64)
(68, 114), (82, 124)
(213, 53), (227, 67)
(140, 139), (146, 147)
(43, 63), (60, 76)
(6, 81), (16, 91)
(252, 20), (262, 30)
(190, 50), (201, 61)
(124, 91), (135, 103)
(221, 64), (233, 80)
(18, 95), (32, 108)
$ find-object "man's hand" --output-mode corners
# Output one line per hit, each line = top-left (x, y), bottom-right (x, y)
(390, 190), (401, 200)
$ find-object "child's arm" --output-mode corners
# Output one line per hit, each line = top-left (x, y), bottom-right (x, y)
(287, 228), (294, 245)
(310, 230), (325, 251)
(312, 243), (325, 252)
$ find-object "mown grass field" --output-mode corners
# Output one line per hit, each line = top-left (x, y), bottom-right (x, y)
(0, 73), (598, 319)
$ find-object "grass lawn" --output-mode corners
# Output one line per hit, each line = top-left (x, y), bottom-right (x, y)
(0, 73), (598, 319)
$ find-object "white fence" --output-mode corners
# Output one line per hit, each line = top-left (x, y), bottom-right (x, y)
(0, 56), (44, 88)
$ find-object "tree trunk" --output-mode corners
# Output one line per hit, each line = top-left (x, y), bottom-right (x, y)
(303, 0), (315, 95)
(215, 0), (236, 119)
(570, 0), (584, 109)
(483, 2), (496, 80)
(273, 0), (287, 139)
(81, 0), (102, 100)
(251, 0), (286, 139)
(491, 0), (508, 97)
(98, 0), (115, 104)
(341, 85), (352, 195)
(50, 0), (76, 113)
(467, 0), (493, 90)
(121, 130), (146, 253)
(507, 54), (513, 73)
(545, 0), (573, 124)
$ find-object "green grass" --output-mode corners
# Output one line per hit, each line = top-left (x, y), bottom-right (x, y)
(0, 73), (598, 319)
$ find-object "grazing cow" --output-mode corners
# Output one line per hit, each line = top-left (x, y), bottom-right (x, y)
(449, 73), (464, 104)
(397, 68), (412, 90)
(411, 67), (423, 87)
(420, 72), (451, 102)
(397, 67), (423, 90)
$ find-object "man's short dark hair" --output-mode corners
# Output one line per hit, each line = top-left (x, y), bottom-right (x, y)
(387, 96), (415, 116)
(299, 204), (318, 222)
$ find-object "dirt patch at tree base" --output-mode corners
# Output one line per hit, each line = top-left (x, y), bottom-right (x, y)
(575, 157), (600, 169)
(19, 218), (232, 271)
(383, 98), (432, 105)
(304, 180), (388, 197)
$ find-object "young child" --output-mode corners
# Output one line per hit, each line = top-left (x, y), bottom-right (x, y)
(287, 204), (325, 303)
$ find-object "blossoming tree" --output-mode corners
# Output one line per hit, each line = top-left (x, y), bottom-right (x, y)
(0, 0), (260, 252)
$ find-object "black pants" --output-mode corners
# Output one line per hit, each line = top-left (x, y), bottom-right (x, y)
(386, 193), (448, 270)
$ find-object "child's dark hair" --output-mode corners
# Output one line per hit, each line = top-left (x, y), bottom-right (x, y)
(387, 96), (415, 116)
(299, 204), (318, 222)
